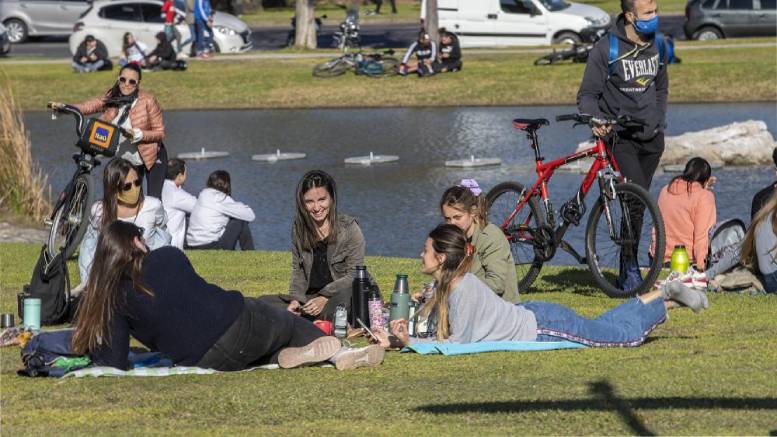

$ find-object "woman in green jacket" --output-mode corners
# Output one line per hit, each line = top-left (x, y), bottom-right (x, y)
(439, 180), (520, 303)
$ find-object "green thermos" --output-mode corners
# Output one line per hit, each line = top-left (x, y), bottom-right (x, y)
(390, 274), (411, 322)
(670, 244), (690, 273)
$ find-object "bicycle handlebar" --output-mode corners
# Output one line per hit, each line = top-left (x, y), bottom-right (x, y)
(48, 103), (86, 137)
(555, 113), (646, 127)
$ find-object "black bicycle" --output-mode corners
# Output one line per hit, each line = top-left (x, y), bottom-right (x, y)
(44, 103), (128, 265)
(534, 43), (593, 65)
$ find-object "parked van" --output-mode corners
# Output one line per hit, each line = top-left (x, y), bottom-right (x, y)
(422, 0), (611, 47)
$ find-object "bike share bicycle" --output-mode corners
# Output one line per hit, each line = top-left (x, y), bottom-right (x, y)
(43, 103), (126, 270)
(312, 14), (398, 78)
(486, 113), (666, 297)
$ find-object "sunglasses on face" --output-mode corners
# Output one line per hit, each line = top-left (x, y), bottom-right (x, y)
(121, 178), (142, 192)
(119, 76), (138, 86)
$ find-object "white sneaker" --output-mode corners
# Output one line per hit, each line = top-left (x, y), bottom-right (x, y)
(277, 336), (341, 369)
(332, 345), (385, 371)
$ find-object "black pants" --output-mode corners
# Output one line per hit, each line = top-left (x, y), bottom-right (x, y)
(432, 59), (462, 72)
(196, 298), (325, 371)
(375, 0), (397, 13)
(257, 290), (351, 322)
(188, 218), (254, 250)
(138, 144), (168, 199)
(609, 133), (664, 191)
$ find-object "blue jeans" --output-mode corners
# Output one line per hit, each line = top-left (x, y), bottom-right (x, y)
(195, 19), (208, 54)
(762, 270), (777, 293)
(72, 60), (104, 72)
(521, 298), (666, 347)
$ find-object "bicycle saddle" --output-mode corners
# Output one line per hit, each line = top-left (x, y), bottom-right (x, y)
(512, 118), (550, 131)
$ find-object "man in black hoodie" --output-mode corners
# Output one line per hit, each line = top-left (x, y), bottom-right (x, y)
(577, 0), (667, 192)
(72, 35), (112, 73)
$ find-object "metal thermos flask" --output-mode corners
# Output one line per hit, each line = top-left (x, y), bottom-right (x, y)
(390, 274), (411, 322)
(350, 265), (372, 328)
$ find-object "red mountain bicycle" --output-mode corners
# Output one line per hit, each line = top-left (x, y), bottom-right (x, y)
(486, 113), (666, 297)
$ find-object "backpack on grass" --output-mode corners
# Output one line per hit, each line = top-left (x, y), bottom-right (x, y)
(18, 246), (74, 326)
(706, 218), (747, 271)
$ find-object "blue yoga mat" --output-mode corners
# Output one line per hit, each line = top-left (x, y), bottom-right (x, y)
(403, 341), (587, 356)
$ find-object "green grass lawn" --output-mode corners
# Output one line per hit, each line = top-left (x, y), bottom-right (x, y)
(1, 243), (775, 435)
(2, 40), (775, 111)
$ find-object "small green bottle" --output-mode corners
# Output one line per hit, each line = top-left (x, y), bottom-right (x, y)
(670, 244), (690, 274)
(390, 274), (411, 322)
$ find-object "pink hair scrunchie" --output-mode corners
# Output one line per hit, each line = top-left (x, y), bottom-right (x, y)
(459, 179), (482, 197)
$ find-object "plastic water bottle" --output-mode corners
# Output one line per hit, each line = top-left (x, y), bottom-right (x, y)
(670, 244), (690, 274)
(334, 304), (347, 339)
(390, 274), (411, 322)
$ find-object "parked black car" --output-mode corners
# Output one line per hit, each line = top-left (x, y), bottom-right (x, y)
(684, 0), (776, 40)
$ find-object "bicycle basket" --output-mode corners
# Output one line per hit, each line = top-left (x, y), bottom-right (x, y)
(78, 118), (121, 157)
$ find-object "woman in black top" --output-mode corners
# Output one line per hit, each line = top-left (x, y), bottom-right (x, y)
(433, 28), (462, 73)
(71, 221), (384, 371)
(147, 32), (183, 71)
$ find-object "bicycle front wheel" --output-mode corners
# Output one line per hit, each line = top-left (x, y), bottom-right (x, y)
(486, 182), (546, 293)
(312, 58), (349, 78)
(47, 173), (94, 261)
(585, 182), (665, 298)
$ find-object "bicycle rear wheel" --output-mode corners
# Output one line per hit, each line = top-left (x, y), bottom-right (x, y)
(47, 173), (94, 261)
(312, 58), (349, 78)
(534, 51), (566, 65)
(585, 182), (665, 298)
(368, 57), (399, 77)
(486, 182), (546, 293)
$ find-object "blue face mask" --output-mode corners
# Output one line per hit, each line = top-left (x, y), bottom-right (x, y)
(632, 15), (659, 35)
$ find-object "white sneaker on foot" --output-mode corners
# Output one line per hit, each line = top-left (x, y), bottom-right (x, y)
(332, 345), (385, 371)
(278, 336), (341, 369)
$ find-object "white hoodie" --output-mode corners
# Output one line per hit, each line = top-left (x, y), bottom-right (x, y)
(186, 187), (255, 246)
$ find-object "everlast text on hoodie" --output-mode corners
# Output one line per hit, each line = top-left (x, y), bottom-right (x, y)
(577, 14), (668, 145)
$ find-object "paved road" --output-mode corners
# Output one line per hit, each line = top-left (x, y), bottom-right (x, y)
(6, 16), (687, 59)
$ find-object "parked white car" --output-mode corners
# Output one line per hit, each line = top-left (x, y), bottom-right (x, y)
(423, 0), (611, 47)
(1, 0), (90, 43)
(69, 0), (252, 57)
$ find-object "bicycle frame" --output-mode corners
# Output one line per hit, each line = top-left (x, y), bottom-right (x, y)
(499, 132), (623, 264)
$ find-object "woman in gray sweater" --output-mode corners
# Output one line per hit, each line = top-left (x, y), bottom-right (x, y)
(376, 224), (709, 348)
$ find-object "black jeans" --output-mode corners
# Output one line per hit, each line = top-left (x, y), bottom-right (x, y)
(257, 290), (351, 322)
(375, 0), (397, 13)
(188, 218), (254, 250)
(197, 298), (325, 371)
(609, 133), (664, 191)
(138, 144), (168, 199)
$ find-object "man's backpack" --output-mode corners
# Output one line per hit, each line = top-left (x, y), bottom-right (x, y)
(19, 246), (74, 326)
(608, 31), (665, 76)
(18, 329), (90, 377)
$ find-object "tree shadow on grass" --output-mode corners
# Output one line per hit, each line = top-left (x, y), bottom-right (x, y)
(415, 379), (777, 436)
(534, 268), (603, 296)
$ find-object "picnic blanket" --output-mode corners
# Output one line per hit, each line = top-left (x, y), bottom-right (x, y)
(402, 340), (586, 356)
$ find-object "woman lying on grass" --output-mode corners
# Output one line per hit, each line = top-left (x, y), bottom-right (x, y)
(72, 221), (384, 371)
(374, 224), (708, 348)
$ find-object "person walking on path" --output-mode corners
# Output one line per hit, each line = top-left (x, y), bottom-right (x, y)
(194, 0), (213, 58)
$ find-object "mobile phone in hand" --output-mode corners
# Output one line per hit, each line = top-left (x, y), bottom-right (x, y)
(357, 318), (380, 342)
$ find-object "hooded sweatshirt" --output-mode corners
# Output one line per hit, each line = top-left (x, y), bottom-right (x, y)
(656, 179), (716, 269)
(577, 14), (668, 145)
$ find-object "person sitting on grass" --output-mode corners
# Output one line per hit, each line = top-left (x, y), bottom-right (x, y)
(373, 224), (708, 348)
(751, 147), (777, 219)
(146, 32), (185, 71)
(119, 32), (148, 67)
(186, 170), (255, 251)
(78, 158), (171, 286)
(399, 30), (437, 77)
(259, 170), (371, 322)
(741, 190), (777, 293)
(71, 221), (385, 371)
(72, 35), (111, 73)
(655, 157), (717, 271)
(161, 158), (196, 250)
(439, 180), (519, 303)
(432, 28), (462, 73)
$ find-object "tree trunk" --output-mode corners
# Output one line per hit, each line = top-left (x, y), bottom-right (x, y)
(424, 0), (439, 43)
(294, 0), (317, 49)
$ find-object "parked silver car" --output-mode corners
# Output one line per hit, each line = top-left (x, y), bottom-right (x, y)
(0, 0), (91, 43)
(69, 0), (252, 57)
(0, 22), (11, 54)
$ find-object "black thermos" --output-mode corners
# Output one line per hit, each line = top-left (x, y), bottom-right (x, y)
(350, 265), (371, 328)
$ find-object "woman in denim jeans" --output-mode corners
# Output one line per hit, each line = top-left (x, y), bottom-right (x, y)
(374, 224), (709, 348)
(741, 190), (777, 293)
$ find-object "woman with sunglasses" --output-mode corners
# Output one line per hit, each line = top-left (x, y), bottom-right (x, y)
(77, 158), (171, 286)
(73, 220), (384, 371)
(49, 63), (168, 198)
(373, 224), (709, 349)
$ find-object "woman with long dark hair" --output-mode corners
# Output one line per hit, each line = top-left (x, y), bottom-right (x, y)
(119, 32), (148, 67)
(50, 63), (167, 198)
(374, 224), (708, 348)
(656, 157), (717, 270)
(259, 170), (370, 321)
(186, 170), (255, 250)
(440, 180), (519, 302)
(741, 190), (777, 293)
(77, 158), (170, 285)
(72, 221), (384, 371)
